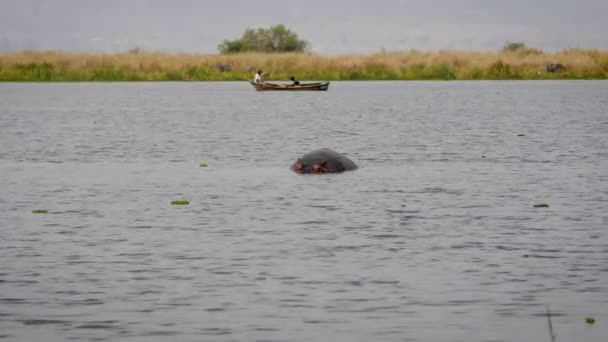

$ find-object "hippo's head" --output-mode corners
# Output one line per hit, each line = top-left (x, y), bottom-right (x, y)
(290, 148), (358, 174)
(291, 159), (331, 174)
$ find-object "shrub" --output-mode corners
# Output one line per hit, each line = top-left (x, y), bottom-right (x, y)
(502, 42), (526, 52)
(487, 60), (512, 79)
(218, 25), (310, 54)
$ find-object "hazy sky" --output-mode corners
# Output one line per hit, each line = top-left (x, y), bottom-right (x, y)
(1, 0), (607, 54)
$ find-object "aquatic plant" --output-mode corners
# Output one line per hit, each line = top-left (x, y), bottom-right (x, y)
(546, 305), (556, 342)
(32, 209), (49, 214)
(171, 200), (190, 205)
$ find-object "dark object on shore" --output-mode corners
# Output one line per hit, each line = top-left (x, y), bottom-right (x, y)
(546, 63), (565, 72)
(216, 64), (232, 72)
(291, 148), (358, 174)
(250, 81), (329, 91)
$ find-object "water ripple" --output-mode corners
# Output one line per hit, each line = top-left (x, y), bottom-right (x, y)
(1, 81), (607, 342)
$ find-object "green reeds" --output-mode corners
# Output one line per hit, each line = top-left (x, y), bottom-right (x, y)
(1, 49), (607, 81)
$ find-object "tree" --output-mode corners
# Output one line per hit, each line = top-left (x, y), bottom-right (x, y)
(502, 41), (526, 52)
(501, 41), (543, 55)
(218, 25), (310, 54)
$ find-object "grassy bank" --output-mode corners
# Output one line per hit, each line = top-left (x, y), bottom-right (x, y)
(1, 49), (607, 81)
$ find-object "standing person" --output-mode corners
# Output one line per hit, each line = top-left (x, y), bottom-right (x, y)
(254, 70), (263, 83)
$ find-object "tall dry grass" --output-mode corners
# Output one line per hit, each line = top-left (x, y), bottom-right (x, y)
(0, 49), (606, 81)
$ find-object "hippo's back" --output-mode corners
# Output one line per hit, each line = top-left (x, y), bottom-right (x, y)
(300, 148), (358, 172)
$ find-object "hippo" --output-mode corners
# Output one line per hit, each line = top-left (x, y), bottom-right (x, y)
(546, 63), (565, 72)
(291, 148), (358, 174)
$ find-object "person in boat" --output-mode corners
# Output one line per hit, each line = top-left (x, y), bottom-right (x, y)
(254, 70), (264, 83)
(290, 76), (300, 86)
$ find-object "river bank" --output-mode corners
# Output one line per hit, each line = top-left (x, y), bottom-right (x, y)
(1, 49), (606, 81)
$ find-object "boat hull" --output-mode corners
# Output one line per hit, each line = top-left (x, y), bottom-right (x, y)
(250, 81), (330, 91)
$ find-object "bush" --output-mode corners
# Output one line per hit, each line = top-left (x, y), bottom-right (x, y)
(501, 41), (543, 56)
(218, 25), (310, 54)
(487, 60), (512, 79)
(502, 42), (526, 52)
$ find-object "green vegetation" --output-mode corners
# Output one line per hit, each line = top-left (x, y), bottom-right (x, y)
(1, 48), (607, 81)
(503, 42), (526, 52)
(585, 317), (595, 325)
(501, 41), (543, 55)
(199, 163), (208, 168)
(218, 25), (310, 54)
(32, 209), (49, 214)
(171, 200), (190, 205)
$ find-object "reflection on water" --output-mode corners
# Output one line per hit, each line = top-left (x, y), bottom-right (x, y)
(1, 81), (607, 341)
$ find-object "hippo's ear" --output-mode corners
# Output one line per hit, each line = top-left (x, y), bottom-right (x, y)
(293, 159), (304, 172)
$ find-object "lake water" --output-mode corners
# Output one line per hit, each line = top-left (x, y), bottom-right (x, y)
(0, 81), (607, 341)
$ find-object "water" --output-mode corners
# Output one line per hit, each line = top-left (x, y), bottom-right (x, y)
(0, 81), (607, 341)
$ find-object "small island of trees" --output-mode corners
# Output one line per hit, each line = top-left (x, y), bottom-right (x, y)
(218, 25), (310, 54)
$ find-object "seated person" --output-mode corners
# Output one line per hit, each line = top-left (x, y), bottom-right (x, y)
(290, 76), (300, 85)
(254, 70), (263, 83)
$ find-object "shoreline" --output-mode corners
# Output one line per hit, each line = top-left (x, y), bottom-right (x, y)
(1, 50), (607, 81)
(1, 79), (607, 83)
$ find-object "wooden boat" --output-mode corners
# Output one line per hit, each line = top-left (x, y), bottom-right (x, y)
(250, 81), (330, 91)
